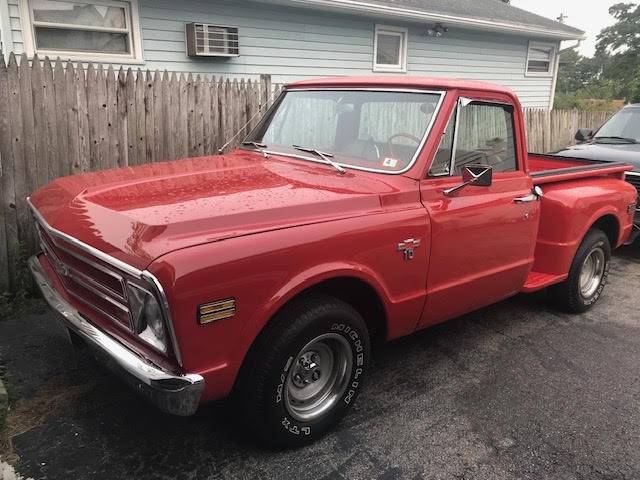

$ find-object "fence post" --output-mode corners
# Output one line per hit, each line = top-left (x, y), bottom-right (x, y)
(543, 109), (552, 153)
(0, 54), (11, 291)
(260, 74), (272, 108)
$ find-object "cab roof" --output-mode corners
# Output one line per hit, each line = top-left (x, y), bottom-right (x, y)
(287, 76), (516, 97)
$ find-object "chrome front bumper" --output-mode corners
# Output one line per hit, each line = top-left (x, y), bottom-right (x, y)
(29, 255), (204, 416)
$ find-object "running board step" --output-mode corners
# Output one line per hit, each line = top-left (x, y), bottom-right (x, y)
(522, 271), (567, 293)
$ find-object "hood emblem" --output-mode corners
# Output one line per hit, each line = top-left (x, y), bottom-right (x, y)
(397, 238), (421, 261)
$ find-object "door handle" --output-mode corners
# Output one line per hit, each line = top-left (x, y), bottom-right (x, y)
(514, 186), (544, 204)
(513, 194), (537, 203)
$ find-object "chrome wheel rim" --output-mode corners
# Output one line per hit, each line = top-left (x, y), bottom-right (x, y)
(579, 246), (606, 299)
(284, 333), (353, 422)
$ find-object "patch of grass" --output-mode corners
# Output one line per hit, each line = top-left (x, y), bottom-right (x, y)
(0, 293), (45, 321)
(0, 366), (10, 461)
(0, 375), (92, 464)
(0, 239), (47, 321)
(0, 240), (46, 321)
(0, 397), (6, 432)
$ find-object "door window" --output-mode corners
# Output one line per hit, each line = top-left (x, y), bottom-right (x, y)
(429, 100), (518, 177)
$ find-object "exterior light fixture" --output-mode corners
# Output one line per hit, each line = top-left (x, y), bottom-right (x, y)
(426, 23), (448, 37)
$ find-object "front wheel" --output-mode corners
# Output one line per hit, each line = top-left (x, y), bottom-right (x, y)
(237, 294), (370, 448)
(549, 228), (611, 313)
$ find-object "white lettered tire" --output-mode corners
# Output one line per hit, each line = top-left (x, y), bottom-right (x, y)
(549, 228), (611, 313)
(237, 294), (371, 448)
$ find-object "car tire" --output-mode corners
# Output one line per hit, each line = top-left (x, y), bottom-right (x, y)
(237, 293), (371, 449)
(549, 228), (611, 313)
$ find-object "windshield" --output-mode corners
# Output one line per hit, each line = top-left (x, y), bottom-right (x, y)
(595, 107), (640, 142)
(245, 89), (443, 173)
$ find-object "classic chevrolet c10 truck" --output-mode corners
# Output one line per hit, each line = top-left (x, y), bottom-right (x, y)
(28, 77), (638, 448)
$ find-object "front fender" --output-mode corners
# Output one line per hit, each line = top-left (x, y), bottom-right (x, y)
(252, 262), (392, 337)
(148, 208), (430, 402)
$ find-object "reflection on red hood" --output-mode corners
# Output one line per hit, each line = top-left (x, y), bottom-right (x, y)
(30, 151), (398, 270)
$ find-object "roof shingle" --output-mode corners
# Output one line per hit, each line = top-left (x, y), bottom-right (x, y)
(360, 0), (584, 37)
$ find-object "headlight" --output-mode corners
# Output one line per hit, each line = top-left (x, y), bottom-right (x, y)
(126, 282), (168, 354)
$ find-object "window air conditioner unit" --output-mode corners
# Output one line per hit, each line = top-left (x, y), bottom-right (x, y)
(186, 23), (239, 57)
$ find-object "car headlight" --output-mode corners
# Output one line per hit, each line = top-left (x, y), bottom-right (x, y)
(127, 282), (168, 354)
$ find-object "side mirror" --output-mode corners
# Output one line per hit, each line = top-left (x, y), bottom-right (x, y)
(462, 165), (493, 186)
(575, 128), (593, 142)
(444, 165), (493, 196)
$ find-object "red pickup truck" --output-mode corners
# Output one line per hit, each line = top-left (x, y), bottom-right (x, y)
(29, 77), (637, 448)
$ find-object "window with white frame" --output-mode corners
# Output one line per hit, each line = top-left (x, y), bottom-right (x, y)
(374, 25), (407, 72)
(23, 0), (142, 61)
(526, 41), (556, 76)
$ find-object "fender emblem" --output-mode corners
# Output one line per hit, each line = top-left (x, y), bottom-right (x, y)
(397, 238), (421, 261)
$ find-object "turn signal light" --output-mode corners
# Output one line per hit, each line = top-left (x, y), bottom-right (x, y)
(198, 298), (236, 324)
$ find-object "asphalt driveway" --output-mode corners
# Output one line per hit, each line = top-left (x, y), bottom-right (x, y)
(1, 246), (639, 480)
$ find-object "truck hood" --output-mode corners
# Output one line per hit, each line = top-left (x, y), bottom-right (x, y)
(30, 151), (394, 270)
(552, 142), (640, 172)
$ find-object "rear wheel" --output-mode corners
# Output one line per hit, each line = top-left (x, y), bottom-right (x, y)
(549, 228), (611, 313)
(237, 294), (370, 448)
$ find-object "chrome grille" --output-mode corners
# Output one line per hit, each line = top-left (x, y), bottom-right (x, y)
(627, 173), (640, 214)
(36, 221), (132, 329)
(627, 172), (640, 193)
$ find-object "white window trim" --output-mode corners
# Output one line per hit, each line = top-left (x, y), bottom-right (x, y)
(19, 0), (144, 64)
(525, 40), (556, 78)
(373, 24), (408, 73)
(1, 0), (16, 56)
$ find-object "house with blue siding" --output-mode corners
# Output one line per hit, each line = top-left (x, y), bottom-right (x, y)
(0, 0), (583, 108)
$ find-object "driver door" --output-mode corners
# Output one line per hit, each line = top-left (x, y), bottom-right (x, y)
(418, 96), (540, 328)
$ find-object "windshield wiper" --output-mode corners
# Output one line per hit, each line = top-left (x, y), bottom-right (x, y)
(241, 141), (269, 157)
(292, 145), (346, 174)
(593, 136), (639, 144)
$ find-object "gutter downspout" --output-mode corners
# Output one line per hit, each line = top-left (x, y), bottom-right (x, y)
(548, 43), (561, 110)
(549, 40), (582, 110)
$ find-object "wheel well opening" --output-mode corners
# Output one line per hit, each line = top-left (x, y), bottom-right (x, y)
(592, 215), (619, 247)
(310, 277), (388, 344)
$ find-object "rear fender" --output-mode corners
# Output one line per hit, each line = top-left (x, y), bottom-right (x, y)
(532, 178), (634, 276)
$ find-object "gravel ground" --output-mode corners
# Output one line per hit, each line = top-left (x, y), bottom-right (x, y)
(0, 246), (638, 480)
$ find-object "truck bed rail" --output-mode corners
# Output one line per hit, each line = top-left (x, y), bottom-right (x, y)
(529, 154), (633, 185)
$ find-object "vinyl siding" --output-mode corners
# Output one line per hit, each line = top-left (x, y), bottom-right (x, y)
(5, 0), (558, 107)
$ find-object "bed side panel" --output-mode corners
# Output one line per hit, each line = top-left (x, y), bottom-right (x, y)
(532, 178), (636, 275)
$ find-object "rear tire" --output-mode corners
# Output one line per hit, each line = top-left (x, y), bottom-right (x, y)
(549, 228), (611, 313)
(237, 294), (370, 449)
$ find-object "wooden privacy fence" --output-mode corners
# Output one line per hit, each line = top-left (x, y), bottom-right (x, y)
(0, 53), (277, 293)
(524, 109), (614, 153)
(0, 54), (614, 293)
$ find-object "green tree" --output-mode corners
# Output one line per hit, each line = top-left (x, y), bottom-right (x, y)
(556, 49), (600, 95)
(597, 3), (640, 54)
(596, 2), (640, 102)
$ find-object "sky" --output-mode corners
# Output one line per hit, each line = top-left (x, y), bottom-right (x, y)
(510, 0), (620, 57)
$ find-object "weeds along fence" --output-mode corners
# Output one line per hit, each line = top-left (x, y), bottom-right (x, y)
(0, 54), (614, 294)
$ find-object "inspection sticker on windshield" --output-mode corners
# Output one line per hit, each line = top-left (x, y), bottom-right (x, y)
(383, 157), (399, 168)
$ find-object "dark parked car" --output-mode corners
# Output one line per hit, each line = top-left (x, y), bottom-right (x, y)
(552, 104), (640, 231)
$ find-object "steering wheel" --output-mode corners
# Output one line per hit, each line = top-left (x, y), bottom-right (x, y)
(387, 133), (422, 159)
